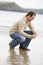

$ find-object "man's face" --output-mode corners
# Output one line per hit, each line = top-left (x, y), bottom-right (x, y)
(28, 15), (36, 21)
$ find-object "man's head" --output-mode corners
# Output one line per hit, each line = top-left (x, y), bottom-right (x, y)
(26, 11), (36, 21)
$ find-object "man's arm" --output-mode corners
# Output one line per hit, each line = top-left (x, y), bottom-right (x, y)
(28, 22), (38, 38)
(19, 21), (33, 38)
(28, 22), (36, 34)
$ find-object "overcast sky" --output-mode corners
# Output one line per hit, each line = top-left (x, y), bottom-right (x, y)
(0, 0), (43, 9)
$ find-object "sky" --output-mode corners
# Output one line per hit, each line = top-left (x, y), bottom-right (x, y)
(0, 0), (43, 9)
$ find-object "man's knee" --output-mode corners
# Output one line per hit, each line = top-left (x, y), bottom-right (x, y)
(24, 30), (33, 35)
(19, 36), (26, 43)
(29, 31), (34, 35)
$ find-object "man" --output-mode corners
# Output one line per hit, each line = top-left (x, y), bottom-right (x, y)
(9, 11), (37, 51)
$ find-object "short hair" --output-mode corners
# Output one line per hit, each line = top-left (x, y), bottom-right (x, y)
(26, 11), (36, 17)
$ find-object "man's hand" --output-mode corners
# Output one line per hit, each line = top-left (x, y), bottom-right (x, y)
(28, 33), (37, 39)
(34, 32), (38, 35)
(31, 32), (38, 39)
(31, 34), (36, 39)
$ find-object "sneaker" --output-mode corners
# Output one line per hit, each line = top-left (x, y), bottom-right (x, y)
(19, 47), (30, 51)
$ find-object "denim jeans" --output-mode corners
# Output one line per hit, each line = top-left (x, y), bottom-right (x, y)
(9, 30), (33, 48)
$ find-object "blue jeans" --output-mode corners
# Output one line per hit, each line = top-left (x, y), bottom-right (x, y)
(9, 31), (33, 48)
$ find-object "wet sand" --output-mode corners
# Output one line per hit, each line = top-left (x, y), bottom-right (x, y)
(0, 32), (43, 65)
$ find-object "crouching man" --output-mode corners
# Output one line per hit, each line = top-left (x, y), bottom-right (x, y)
(9, 11), (37, 51)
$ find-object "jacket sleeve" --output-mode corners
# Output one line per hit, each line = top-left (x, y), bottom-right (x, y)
(19, 21), (31, 38)
(28, 22), (36, 33)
